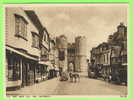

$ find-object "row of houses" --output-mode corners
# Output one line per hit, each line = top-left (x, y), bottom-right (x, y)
(5, 8), (57, 90)
(89, 23), (127, 84)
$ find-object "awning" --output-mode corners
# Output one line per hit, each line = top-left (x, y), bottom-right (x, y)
(122, 63), (127, 66)
(103, 64), (109, 66)
(48, 65), (54, 70)
(39, 61), (55, 70)
(39, 61), (52, 66)
(55, 67), (59, 71)
(6, 46), (38, 61)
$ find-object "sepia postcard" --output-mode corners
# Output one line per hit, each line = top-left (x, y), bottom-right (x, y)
(4, 4), (128, 98)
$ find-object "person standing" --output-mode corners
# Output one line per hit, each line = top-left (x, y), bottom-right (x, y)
(59, 67), (62, 77)
(69, 63), (74, 73)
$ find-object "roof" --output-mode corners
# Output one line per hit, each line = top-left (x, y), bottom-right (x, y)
(117, 22), (126, 29)
(96, 42), (108, 49)
(15, 14), (28, 24)
(25, 10), (44, 32)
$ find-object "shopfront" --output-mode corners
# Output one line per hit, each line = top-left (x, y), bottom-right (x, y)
(35, 64), (48, 83)
(6, 46), (38, 90)
(6, 50), (21, 90)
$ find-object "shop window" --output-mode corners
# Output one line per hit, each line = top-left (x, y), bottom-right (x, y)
(15, 14), (28, 41)
(7, 56), (21, 81)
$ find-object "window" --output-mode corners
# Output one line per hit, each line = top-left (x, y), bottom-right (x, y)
(40, 47), (49, 61)
(59, 50), (65, 61)
(32, 33), (39, 49)
(41, 47), (47, 56)
(104, 55), (106, 63)
(44, 34), (46, 41)
(7, 56), (21, 81)
(43, 30), (49, 43)
(40, 55), (49, 61)
(107, 54), (108, 64)
(45, 34), (49, 43)
(15, 14), (28, 40)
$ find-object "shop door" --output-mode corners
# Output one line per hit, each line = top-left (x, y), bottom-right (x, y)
(22, 60), (28, 87)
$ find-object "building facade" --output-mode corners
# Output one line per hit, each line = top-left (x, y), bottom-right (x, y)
(5, 8), (51, 90)
(6, 8), (40, 89)
(38, 26), (50, 80)
(89, 23), (127, 83)
(25, 11), (50, 83)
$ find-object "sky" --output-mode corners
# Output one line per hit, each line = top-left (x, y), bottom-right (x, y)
(8, 4), (128, 58)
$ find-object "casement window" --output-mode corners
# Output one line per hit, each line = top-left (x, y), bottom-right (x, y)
(15, 14), (28, 40)
(32, 32), (39, 49)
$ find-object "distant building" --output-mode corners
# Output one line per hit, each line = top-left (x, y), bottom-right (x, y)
(75, 36), (87, 72)
(67, 43), (76, 71)
(49, 35), (56, 65)
(66, 36), (87, 72)
(56, 35), (68, 72)
(109, 22), (127, 68)
(90, 23), (127, 67)
(90, 23), (127, 81)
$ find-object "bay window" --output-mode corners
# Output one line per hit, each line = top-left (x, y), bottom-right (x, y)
(15, 14), (28, 40)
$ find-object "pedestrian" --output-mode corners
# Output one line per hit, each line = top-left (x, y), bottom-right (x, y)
(68, 63), (74, 82)
(69, 63), (74, 73)
(55, 64), (59, 77)
(59, 67), (62, 77)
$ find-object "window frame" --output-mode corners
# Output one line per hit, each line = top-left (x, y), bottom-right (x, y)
(14, 14), (28, 41)
(31, 32), (40, 49)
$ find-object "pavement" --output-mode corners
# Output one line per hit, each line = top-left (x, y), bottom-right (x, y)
(6, 72), (127, 97)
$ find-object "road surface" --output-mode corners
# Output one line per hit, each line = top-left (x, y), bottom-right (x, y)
(6, 72), (127, 97)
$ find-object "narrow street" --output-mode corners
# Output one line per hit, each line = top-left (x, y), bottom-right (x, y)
(5, 6), (128, 98)
(6, 72), (127, 97)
